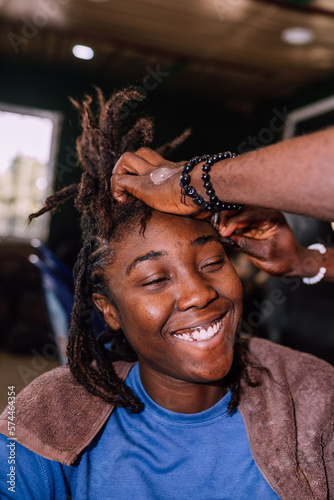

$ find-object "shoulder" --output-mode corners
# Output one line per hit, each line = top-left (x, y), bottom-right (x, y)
(248, 336), (333, 377)
(0, 361), (134, 465)
(1, 365), (92, 421)
(0, 365), (79, 421)
(246, 336), (334, 403)
(0, 361), (133, 420)
(239, 339), (333, 499)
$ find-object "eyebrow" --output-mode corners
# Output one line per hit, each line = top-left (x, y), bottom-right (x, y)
(126, 250), (167, 276)
(126, 235), (221, 276)
(191, 235), (222, 247)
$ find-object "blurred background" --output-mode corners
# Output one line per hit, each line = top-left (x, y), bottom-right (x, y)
(1, 0), (334, 410)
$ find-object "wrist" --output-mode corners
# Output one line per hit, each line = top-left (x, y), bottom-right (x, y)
(286, 245), (326, 279)
(186, 156), (236, 203)
(180, 153), (243, 213)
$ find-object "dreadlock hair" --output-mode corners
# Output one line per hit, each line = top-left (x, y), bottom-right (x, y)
(29, 87), (269, 415)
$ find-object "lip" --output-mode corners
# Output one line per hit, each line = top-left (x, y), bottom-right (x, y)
(170, 312), (228, 337)
(170, 313), (231, 345)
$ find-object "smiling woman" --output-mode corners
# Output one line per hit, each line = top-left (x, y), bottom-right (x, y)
(93, 212), (243, 413)
(0, 88), (333, 500)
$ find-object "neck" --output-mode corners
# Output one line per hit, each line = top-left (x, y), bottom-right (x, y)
(139, 363), (228, 414)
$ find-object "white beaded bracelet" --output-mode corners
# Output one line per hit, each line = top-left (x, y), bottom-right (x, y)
(302, 243), (327, 285)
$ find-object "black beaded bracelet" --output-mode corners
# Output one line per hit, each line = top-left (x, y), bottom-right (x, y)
(179, 152), (243, 212)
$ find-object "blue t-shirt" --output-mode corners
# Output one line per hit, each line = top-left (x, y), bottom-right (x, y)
(0, 364), (280, 499)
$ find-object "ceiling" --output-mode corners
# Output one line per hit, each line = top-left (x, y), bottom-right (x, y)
(1, 0), (334, 106)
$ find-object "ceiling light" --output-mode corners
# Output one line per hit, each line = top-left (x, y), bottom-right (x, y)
(72, 45), (94, 60)
(281, 27), (315, 45)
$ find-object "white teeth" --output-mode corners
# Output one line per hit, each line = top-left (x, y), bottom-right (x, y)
(199, 329), (207, 339)
(172, 318), (223, 342)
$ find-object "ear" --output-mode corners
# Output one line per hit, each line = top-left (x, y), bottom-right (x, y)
(92, 293), (121, 331)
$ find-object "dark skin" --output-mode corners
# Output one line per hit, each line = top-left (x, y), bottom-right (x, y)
(111, 126), (334, 221)
(217, 206), (334, 281)
(93, 211), (243, 414)
(112, 149), (334, 281)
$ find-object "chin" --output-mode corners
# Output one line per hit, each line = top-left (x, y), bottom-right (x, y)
(186, 354), (234, 384)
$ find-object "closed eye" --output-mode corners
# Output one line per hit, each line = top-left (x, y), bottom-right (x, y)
(202, 258), (225, 270)
(141, 277), (169, 287)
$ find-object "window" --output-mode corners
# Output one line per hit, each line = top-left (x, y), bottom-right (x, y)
(283, 95), (334, 232)
(283, 95), (334, 139)
(0, 103), (62, 240)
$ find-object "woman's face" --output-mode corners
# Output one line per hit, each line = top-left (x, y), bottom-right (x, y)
(97, 211), (243, 386)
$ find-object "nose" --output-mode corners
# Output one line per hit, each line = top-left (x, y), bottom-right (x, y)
(176, 272), (218, 311)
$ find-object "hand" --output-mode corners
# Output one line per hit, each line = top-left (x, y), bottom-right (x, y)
(216, 206), (307, 277)
(111, 148), (209, 218)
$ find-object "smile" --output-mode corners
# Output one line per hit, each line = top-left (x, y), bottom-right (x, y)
(172, 317), (223, 342)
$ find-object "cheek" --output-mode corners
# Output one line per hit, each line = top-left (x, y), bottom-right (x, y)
(117, 293), (172, 341)
(234, 277), (244, 307)
(134, 297), (170, 323)
(143, 302), (168, 324)
(222, 266), (243, 304)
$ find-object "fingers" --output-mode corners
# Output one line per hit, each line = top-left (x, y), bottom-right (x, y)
(218, 216), (255, 237)
(112, 150), (180, 202)
(224, 234), (270, 261)
(135, 147), (175, 166)
(215, 210), (242, 235)
(217, 207), (281, 238)
(113, 152), (156, 176)
(111, 171), (149, 203)
(217, 208), (254, 237)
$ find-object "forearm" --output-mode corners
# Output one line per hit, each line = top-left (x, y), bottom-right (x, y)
(191, 128), (334, 221)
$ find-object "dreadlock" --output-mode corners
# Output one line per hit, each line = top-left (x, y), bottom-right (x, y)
(29, 87), (268, 414)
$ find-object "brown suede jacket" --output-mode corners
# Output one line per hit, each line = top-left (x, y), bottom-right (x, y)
(0, 338), (333, 499)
